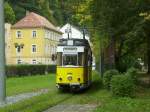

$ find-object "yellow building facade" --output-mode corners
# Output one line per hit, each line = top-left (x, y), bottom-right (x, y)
(7, 12), (62, 65)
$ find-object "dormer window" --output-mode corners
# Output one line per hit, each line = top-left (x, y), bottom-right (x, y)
(17, 31), (22, 38)
(32, 31), (37, 38)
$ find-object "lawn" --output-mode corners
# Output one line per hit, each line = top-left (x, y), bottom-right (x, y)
(6, 74), (55, 96)
(1, 72), (150, 112)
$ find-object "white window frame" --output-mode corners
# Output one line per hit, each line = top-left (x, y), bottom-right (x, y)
(32, 44), (37, 53)
(16, 46), (21, 53)
(32, 30), (37, 38)
(32, 59), (37, 64)
(16, 31), (22, 38)
(17, 59), (22, 64)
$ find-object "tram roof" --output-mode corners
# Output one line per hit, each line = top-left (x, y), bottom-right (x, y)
(58, 38), (90, 47)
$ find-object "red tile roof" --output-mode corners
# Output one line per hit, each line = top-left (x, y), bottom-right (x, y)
(12, 12), (62, 34)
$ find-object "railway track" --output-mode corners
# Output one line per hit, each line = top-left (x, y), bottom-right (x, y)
(44, 104), (97, 112)
(43, 90), (98, 112)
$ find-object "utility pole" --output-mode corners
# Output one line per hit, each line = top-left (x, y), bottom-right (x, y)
(0, 0), (6, 104)
(82, 26), (86, 39)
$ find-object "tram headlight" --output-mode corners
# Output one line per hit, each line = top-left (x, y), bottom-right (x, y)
(67, 76), (72, 81)
(59, 78), (62, 81)
(78, 78), (80, 81)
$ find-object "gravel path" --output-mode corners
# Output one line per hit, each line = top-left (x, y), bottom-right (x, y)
(44, 104), (97, 112)
(0, 89), (49, 107)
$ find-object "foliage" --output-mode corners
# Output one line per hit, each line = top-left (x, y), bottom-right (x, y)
(4, 0), (89, 25)
(117, 55), (142, 72)
(126, 67), (138, 84)
(4, 2), (15, 23)
(71, 0), (93, 26)
(90, 0), (149, 72)
(92, 70), (103, 87)
(103, 69), (119, 89)
(6, 65), (56, 77)
(111, 75), (135, 97)
(4, 0), (150, 73)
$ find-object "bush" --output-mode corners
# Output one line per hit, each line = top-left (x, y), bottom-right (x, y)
(6, 65), (56, 77)
(111, 75), (135, 97)
(103, 69), (119, 89)
(92, 71), (103, 89)
(127, 67), (138, 84)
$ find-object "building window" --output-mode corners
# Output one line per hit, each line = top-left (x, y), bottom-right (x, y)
(32, 60), (36, 64)
(17, 59), (22, 64)
(17, 31), (22, 38)
(17, 46), (21, 53)
(48, 31), (50, 39)
(32, 31), (37, 38)
(32, 45), (37, 53)
(45, 30), (49, 38)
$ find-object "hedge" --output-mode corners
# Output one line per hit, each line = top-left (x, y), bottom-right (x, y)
(111, 75), (135, 97)
(103, 69), (120, 89)
(126, 67), (138, 84)
(6, 65), (56, 77)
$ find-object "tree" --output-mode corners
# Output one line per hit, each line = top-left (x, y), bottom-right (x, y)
(90, 0), (149, 72)
(4, 2), (15, 24)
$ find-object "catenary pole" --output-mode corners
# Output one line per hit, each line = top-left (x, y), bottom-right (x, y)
(0, 0), (6, 104)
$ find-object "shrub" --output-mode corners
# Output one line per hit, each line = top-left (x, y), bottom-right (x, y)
(103, 69), (119, 89)
(111, 75), (135, 97)
(127, 67), (138, 84)
(90, 71), (103, 91)
(6, 65), (56, 77)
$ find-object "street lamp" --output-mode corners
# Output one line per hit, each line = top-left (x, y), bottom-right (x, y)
(0, 0), (6, 104)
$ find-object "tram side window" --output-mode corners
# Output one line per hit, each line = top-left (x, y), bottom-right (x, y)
(63, 54), (77, 66)
(57, 53), (62, 66)
(78, 53), (84, 66)
(84, 49), (88, 66)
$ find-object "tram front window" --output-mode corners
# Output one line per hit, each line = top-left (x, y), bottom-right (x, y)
(63, 54), (77, 66)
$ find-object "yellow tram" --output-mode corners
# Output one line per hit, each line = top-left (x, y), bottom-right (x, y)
(56, 39), (92, 90)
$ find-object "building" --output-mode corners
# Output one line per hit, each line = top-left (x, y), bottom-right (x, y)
(60, 23), (90, 41)
(8, 12), (62, 65)
(60, 23), (96, 70)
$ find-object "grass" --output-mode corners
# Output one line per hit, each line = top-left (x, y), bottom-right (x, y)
(0, 90), (72, 112)
(6, 74), (55, 96)
(0, 71), (150, 112)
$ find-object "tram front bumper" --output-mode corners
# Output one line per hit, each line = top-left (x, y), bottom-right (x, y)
(56, 83), (86, 89)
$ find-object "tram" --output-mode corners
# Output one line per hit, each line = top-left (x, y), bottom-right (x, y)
(56, 38), (92, 90)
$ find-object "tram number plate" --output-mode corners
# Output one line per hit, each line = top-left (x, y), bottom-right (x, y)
(70, 83), (80, 85)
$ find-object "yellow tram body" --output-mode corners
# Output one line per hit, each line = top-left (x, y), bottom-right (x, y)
(56, 39), (92, 90)
(57, 67), (84, 84)
(57, 67), (92, 84)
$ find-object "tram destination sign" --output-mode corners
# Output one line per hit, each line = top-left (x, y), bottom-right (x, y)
(57, 46), (84, 53)
(63, 47), (77, 52)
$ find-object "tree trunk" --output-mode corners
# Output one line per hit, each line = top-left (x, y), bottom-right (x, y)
(115, 37), (124, 72)
(99, 38), (104, 77)
(111, 36), (116, 69)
